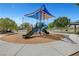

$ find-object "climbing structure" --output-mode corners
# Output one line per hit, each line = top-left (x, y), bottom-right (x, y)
(23, 4), (54, 38)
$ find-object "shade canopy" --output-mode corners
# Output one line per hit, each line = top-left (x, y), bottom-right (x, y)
(24, 4), (54, 20)
(70, 21), (79, 25)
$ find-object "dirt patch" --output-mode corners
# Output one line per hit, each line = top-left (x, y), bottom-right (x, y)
(0, 33), (64, 44)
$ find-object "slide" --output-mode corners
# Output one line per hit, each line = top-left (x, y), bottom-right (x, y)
(23, 22), (49, 38)
(23, 26), (39, 38)
(42, 25), (49, 34)
(42, 29), (49, 34)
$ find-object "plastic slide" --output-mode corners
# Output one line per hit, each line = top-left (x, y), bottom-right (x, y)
(42, 29), (49, 34)
(23, 26), (39, 38)
(42, 25), (49, 34)
(23, 22), (49, 38)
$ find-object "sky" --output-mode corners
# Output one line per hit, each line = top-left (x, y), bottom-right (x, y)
(0, 3), (79, 25)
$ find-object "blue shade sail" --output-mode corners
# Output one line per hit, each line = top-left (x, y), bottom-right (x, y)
(24, 4), (54, 20)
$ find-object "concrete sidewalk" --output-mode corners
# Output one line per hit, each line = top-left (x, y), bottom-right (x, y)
(0, 40), (78, 56)
(69, 34), (79, 44)
(0, 34), (79, 56)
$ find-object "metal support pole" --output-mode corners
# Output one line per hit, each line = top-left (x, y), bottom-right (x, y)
(39, 11), (42, 36)
(74, 24), (76, 33)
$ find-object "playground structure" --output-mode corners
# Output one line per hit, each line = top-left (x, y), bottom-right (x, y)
(0, 4), (65, 44)
(23, 4), (54, 38)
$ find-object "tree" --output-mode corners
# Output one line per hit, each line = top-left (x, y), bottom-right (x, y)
(19, 22), (32, 33)
(75, 3), (79, 6)
(53, 17), (70, 29)
(0, 18), (17, 33)
(77, 20), (79, 23)
(48, 22), (54, 29)
(19, 22), (31, 30)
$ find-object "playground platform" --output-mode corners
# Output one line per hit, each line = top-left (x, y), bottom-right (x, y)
(0, 33), (79, 56)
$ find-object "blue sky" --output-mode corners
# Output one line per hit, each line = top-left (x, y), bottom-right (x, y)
(0, 3), (79, 25)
